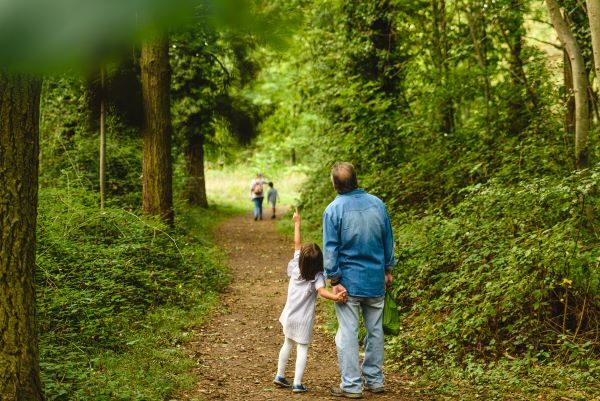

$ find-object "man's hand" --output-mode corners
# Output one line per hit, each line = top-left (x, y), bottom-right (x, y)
(385, 271), (393, 289)
(332, 284), (347, 304)
(292, 208), (300, 223)
(334, 290), (347, 302)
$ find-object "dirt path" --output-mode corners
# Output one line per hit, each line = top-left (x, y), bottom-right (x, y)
(181, 210), (430, 401)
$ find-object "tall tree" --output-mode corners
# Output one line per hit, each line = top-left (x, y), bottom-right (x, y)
(546, 0), (590, 168)
(99, 67), (107, 209)
(185, 133), (208, 207)
(431, 0), (455, 133)
(0, 72), (44, 401)
(467, 1), (492, 114)
(140, 37), (174, 224)
(498, 0), (537, 135)
(587, 0), (600, 83)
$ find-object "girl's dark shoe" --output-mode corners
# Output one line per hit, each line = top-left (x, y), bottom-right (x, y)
(273, 375), (291, 388)
(292, 384), (309, 393)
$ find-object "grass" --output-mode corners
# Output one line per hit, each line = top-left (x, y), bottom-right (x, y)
(39, 164), (307, 400)
(38, 201), (232, 401)
(205, 164), (308, 211)
(70, 296), (219, 400)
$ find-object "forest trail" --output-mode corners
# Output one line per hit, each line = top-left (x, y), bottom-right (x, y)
(180, 208), (432, 401)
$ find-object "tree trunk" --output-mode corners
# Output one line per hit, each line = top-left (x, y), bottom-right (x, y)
(185, 134), (208, 208)
(0, 72), (44, 401)
(546, 0), (590, 168)
(564, 50), (576, 135)
(500, 0), (537, 135)
(467, 3), (492, 114)
(587, 0), (600, 84)
(432, 0), (455, 133)
(140, 37), (174, 224)
(99, 67), (106, 209)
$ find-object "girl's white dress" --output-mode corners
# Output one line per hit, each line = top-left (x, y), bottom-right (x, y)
(279, 251), (326, 345)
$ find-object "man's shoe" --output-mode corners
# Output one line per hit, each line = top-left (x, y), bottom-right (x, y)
(273, 375), (291, 388)
(364, 385), (384, 393)
(330, 386), (362, 398)
(292, 384), (308, 393)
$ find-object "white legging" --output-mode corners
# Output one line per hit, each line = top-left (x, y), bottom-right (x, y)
(277, 336), (309, 385)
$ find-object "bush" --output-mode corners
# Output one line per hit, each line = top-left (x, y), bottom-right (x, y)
(391, 167), (599, 368)
(36, 188), (229, 399)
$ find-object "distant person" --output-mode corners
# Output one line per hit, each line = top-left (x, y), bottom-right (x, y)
(250, 173), (268, 221)
(274, 209), (346, 394)
(323, 162), (395, 398)
(267, 182), (279, 219)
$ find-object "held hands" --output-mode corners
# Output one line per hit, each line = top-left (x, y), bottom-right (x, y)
(334, 289), (347, 303)
(332, 284), (348, 304)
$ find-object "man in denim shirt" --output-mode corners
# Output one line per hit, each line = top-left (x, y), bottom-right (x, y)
(323, 162), (395, 398)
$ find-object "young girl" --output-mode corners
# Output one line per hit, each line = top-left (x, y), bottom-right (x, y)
(274, 209), (346, 393)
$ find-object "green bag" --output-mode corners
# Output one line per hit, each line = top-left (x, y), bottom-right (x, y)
(383, 291), (400, 336)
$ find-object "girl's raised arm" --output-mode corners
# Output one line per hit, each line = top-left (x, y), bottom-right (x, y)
(293, 208), (301, 251)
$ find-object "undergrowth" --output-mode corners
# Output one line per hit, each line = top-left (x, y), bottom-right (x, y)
(36, 187), (231, 400)
(294, 165), (600, 400)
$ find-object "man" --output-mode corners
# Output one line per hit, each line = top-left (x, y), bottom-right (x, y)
(323, 162), (395, 398)
(250, 173), (268, 221)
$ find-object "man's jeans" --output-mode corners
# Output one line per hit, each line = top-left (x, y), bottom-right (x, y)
(252, 197), (263, 219)
(335, 295), (385, 393)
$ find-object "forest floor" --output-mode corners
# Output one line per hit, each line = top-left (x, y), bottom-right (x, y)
(179, 207), (434, 401)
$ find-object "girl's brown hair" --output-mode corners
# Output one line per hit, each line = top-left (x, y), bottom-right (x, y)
(299, 243), (324, 281)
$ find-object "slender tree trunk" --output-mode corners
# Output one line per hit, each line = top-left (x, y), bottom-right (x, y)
(185, 134), (208, 208)
(547, 0), (590, 167)
(140, 37), (174, 224)
(564, 50), (576, 135)
(499, 0), (537, 135)
(0, 72), (44, 401)
(99, 67), (106, 209)
(467, 4), (492, 113)
(587, 0), (600, 84)
(432, 0), (455, 133)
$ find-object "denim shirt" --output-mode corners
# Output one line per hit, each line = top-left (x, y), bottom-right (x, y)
(322, 189), (396, 297)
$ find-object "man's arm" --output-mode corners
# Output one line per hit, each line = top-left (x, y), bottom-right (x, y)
(382, 204), (396, 287)
(322, 210), (341, 282)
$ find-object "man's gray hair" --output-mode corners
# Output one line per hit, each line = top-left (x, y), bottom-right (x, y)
(331, 162), (358, 194)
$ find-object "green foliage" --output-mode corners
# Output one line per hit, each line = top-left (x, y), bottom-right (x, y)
(37, 71), (232, 399)
(170, 19), (266, 165)
(391, 168), (599, 366)
(40, 77), (143, 206)
(36, 188), (230, 400)
(249, 0), (600, 398)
